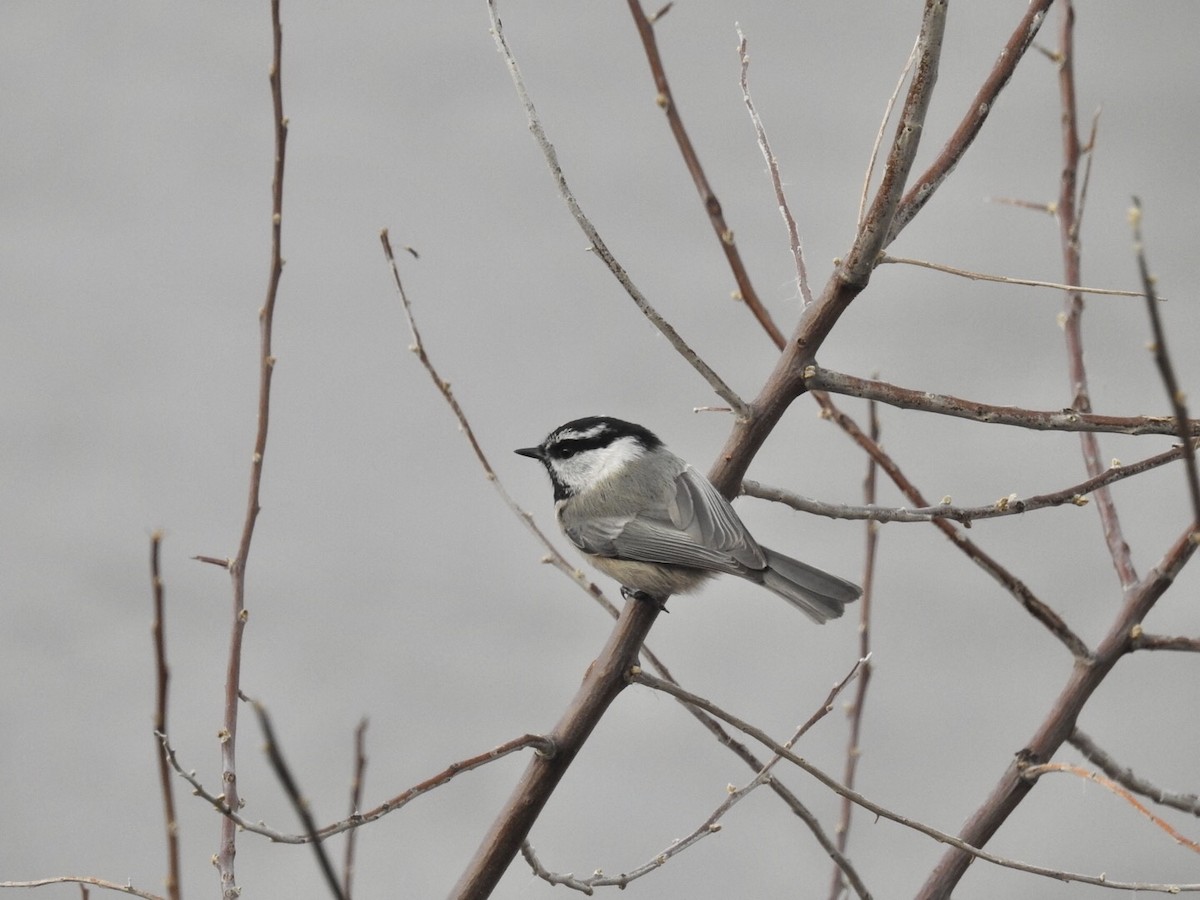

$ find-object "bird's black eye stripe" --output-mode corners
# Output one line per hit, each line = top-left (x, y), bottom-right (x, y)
(547, 435), (608, 459)
(541, 417), (663, 461)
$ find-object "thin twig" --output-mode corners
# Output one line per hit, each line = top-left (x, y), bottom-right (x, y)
(736, 26), (812, 306)
(1055, 0), (1138, 590)
(812, 392), (1090, 659)
(486, 1), (746, 417)
(149, 533), (181, 900)
(803, 366), (1198, 436)
(1130, 631), (1200, 653)
(243, 695), (347, 900)
(1070, 728), (1200, 818)
(627, 0), (786, 346)
(842, 0), (946, 288)
(1130, 198), (1200, 526)
(888, 0), (1055, 242)
(745, 441), (1197, 525)
(342, 719), (368, 900)
(159, 730), (553, 844)
(828, 404), (880, 900)
(1022, 762), (1200, 853)
(879, 253), (1149, 299)
(0, 878), (163, 900)
(212, 3), (287, 896)
(380, 229), (618, 616)
(859, 36), (919, 228)
(633, 670), (1200, 895)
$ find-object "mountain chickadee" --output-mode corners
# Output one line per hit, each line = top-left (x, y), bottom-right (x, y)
(516, 416), (861, 622)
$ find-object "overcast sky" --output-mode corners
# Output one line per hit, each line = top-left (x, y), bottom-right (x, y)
(3, 2), (1198, 898)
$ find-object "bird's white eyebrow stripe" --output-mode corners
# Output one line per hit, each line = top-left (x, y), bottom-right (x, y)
(557, 424), (609, 442)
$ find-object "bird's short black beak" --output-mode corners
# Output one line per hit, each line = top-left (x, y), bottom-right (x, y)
(514, 445), (545, 460)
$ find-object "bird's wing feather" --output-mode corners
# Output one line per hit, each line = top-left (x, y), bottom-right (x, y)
(669, 466), (767, 569)
(564, 465), (767, 573)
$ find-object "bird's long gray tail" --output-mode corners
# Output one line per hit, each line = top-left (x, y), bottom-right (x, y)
(760, 548), (862, 624)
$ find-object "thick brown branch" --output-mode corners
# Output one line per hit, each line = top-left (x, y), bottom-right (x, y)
(450, 595), (662, 899)
(916, 524), (1198, 897)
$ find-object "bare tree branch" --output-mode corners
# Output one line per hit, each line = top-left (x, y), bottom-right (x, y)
(888, 0), (1055, 241)
(342, 719), (368, 900)
(828, 404), (880, 900)
(524, 658), (873, 897)
(450, 594), (662, 898)
(633, 670), (1200, 894)
(1130, 630), (1200, 654)
(803, 366), (1198, 436)
(149, 533), (181, 900)
(879, 252), (1150, 299)
(744, 439), (1197, 525)
(486, 1), (746, 417)
(159, 730), (553, 845)
(626, 0), (786, 346)
(1070, 728), (1200, 818)
(211, 3), (288, 895)
(916, 523), (1198, 897)
(244, 694), (347, 900)
(1022, 762), (1200, 853)
(1055, 1), (1137, 589)
(0, 878), (163, 900)
(736, 27), (813, 306)
(1130, 197), (1200, 525)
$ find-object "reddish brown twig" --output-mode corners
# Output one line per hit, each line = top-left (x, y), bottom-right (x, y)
(804, 366), (1199, 436)
(215, 2), (287, 895)
(828, 403), (880, 900)
(1055, 1), (1137, 589)
(342, 719), (368, 899)
(745, 439), (1199, 526)
(160, 730), (555, 845)
(627, 0), (786, 346)
(1070, 727), (1200, 818)
(1021, 762), (1200, 853)
(149, 533), (181, 900)
(888, 0), (1055, 242)
(1131, 198), (1200, 526)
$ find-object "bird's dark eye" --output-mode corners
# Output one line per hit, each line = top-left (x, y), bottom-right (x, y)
(550, 444), (578, 460)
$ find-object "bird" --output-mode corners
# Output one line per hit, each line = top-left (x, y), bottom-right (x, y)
(516, 416), (861, 622)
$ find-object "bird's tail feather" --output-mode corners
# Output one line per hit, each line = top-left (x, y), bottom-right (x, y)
(760, 548), (862, 624)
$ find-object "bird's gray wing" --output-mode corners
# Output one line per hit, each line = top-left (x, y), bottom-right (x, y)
(667, 465), (767, 569)
(564, 465), (767, 574)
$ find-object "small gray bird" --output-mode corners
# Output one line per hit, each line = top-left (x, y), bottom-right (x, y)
(516, 416), (861, 622)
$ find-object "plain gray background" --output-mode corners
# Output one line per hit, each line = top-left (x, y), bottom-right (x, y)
(2, 2), (1198, 897)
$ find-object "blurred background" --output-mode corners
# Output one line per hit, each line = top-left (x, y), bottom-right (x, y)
(2, 1), (1198, 897)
